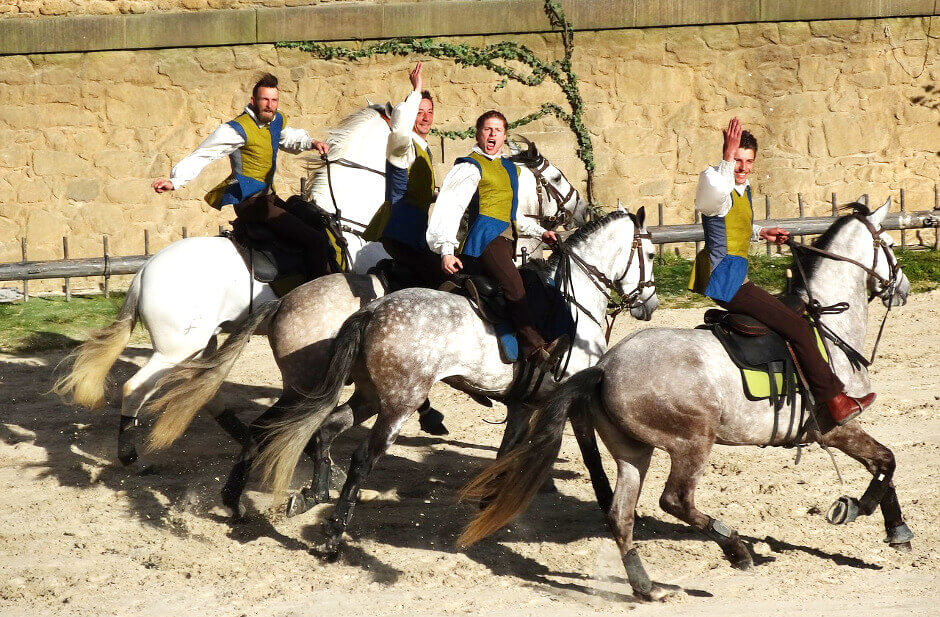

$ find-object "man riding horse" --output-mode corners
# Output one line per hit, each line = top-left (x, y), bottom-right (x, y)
(426, 110), (566, 370)
(365, 61), (455, 290)
(152, 73), (337, 280)
(689, 117), (876, 425)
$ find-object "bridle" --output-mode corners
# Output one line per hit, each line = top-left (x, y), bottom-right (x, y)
(787, 212), (902, 365)
(528, 157), (579, 229)
(555, 219), (655, 343)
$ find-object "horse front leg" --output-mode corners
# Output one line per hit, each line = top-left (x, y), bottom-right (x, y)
(323, 409), (410, 560)
(818, 422), (913, 550)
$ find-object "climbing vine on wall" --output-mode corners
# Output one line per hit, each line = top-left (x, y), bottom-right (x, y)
(277, 0), (597, 202)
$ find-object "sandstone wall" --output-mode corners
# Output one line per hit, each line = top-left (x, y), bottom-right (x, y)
(0, 0), (427, 19)
(0, 15), (937, 291)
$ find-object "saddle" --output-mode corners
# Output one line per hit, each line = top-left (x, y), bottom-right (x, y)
(700, 295), (823, 444)
(443, 268), (575, 364)
(227, 220), (307, 297)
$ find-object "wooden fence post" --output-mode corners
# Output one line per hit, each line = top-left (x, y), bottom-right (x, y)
(657, 203), (665, 263)
(899, 189), (906, 249)
(182, 227), (188, 239)
(63, 237), (70, 301)
(20, 238), (27, 302)
(831, 192), (838, 217)
(797, 193), (805, 245)
(102, 235), (110, 299)
(694, 210), (701, 256)
(144, 229), (150, 256)
(765, 195), (771, 256)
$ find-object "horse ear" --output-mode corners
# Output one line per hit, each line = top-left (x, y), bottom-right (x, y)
(636, 206), (646, 229)
(384, 102), (393, 117)
(855, 194), (868, 206)
(869, 197), (890, 226)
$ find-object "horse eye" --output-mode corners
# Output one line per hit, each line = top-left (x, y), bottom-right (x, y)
(647, 252), (656, 260)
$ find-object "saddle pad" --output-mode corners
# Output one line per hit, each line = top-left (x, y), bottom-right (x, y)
(710, 324), (828, 401)
(227, 225), (306, 293)
(489, 269), (575, 364)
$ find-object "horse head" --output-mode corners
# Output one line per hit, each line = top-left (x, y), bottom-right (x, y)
(626, 206), (659, 321)
(509, 135), (591, 229)
(855, 197), (909, 307)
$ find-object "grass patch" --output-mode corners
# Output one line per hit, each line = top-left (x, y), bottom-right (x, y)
(651, 248), (939, 308)
(0, 293), (149, 354)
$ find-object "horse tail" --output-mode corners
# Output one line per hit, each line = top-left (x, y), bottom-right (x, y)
(458, 366), (605, 548)
(254, 307), (373, 497)
(143, 300), (283, 453)
(52, 273), (141, 410)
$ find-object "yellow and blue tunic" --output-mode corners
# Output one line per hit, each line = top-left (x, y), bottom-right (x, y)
(204, 111), (284, 210)
(380, 141), (436, 251)
(688, 186), (754, 302)
(455, 152), (519, 258)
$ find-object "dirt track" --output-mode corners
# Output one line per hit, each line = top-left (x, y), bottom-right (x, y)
(1, 292), (937, 616)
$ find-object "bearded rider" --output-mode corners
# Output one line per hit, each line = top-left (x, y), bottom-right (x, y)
(152, 73), (337, 280)
(689, 117), (876, 425)
(426, 110), (565, 370)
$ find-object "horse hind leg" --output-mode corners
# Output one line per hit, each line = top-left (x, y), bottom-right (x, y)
(605, 446), (669, 600)
(818, 423), (913, 550)
(117, 352), (180, 468)
(659, 443), (754, 570)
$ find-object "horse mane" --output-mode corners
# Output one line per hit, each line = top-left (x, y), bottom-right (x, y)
(543, 209), (635, 271)
(791, 201), (870, 288)
(303, 104), (388, 176)
(508, 143), (544, 168)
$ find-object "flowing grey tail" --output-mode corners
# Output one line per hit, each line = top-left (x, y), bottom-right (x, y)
(144, 299), (283, 452)
(52, 272), (141, 410)
(459, 366), (605, 547)
(254, 308), (373, 497)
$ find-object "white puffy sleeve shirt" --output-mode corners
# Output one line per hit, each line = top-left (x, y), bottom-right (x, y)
(426, 147), (546, 256)
(694, 159), (762, 239)
(167, 106), (315, 189)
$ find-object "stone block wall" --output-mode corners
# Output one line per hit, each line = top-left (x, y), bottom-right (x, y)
(0, 14), (937, 292)
(0, 0), (425, 19)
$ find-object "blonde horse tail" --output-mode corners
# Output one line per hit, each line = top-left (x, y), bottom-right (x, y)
(53, 274), (141, 410)
(144, 299), (283, 452)
(254, 308), (373, 498)
(458, 366), (605, 548)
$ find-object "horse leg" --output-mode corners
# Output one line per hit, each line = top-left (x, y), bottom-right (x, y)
(477, 402), (543, 509)
(118, 352), (179, 469)
(607, 448), (665, 600)
(417, 398), (449, 436)
(569, 410), (613, 513)
(817, 423), (913, 550)
(221, 395), (295, 520)
(323, 405), (413, 558)
(659, 443), (753, 569)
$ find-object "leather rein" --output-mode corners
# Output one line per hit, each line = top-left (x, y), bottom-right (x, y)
(786, 213), (902, 366)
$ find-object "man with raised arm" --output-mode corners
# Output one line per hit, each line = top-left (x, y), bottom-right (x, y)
(426, 110), (564, 369)
(374, 61), (449, 288)
(152, 73), (337, 279)
(689, 117), (875, 425)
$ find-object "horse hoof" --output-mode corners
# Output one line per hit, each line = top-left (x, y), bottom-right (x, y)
(884, 522), (914, 545)
(826, 496), (859, 525)
(890, 541), (912, 553)
(285, 493), (314, 518)
(125, 459), (157, 476)
(731, 554), (754, 570)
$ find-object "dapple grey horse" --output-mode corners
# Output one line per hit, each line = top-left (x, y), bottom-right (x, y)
(139, 144), (593, 509)
(459, 200), (913, 600)
(255, 209), (659, 556)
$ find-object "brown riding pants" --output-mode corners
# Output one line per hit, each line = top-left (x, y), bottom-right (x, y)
(717, 282), (844, 402)
(234, 192), (336, 280)
(472, 236), (546, 354)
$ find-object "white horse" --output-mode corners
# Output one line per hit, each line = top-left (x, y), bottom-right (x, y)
(53, 105), (392, 466)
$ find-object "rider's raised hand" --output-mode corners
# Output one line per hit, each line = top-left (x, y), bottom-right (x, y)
(410, 61), (423, 93)
(722, 117), (742, 162)
(152, 178), (174, 193)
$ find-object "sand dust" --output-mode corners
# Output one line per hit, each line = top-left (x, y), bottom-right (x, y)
(1, 292), (937, 616)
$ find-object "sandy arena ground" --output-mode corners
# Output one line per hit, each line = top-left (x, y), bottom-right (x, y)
(1, 292), (937, 616)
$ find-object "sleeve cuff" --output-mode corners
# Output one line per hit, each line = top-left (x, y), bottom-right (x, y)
(439, 243), (455, 256)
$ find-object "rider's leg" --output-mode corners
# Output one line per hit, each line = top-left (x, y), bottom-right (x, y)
(380, 238), (450, 289)
(717, 282), (873, 423)
(236, 193), (336, 278)
(476, 237), (548, 358)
